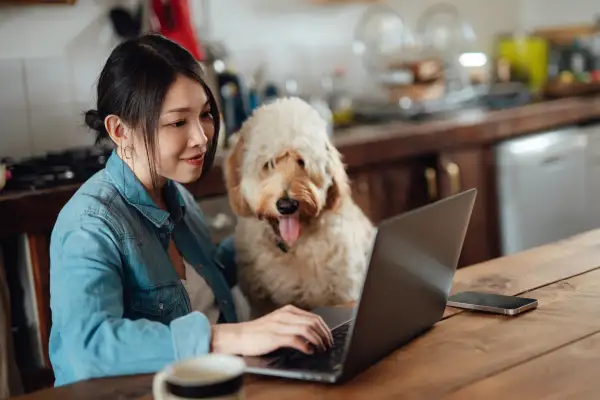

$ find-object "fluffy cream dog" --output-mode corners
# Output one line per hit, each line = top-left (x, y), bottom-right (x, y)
(223, 97), (376, 318)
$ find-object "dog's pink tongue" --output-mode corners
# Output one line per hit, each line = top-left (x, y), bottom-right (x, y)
(279, 215), (301, 246)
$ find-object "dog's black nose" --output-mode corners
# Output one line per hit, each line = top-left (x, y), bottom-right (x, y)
(276, 197), (299, 215)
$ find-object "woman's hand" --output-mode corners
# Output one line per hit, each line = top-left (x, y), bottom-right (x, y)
(211, 305), (334, 356)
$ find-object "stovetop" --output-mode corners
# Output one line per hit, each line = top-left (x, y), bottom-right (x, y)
(1, 146), (113, 193)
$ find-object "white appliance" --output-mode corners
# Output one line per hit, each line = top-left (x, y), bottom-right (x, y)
(582, 123), (600, 231)
(495, 127), (588, 255)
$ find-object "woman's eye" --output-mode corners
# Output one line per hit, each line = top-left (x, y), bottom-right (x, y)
(169, 120), (186, 128)
(200, 110), (213, 120)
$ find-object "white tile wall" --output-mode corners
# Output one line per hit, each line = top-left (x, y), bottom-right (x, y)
(24, 57), (74, 107)
(29, 103), (94, 156)
(0, 55), (96, 160)
(68, 48), (110, 105)
(0, 59), (27, 111)
(0, 109), (31, 160)
(0, 1), (115, 160)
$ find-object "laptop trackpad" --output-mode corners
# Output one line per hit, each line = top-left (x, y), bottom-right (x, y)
(311, 306), (356, 329)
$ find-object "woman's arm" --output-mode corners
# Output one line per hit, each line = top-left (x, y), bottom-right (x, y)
(49, 215), (212, 386)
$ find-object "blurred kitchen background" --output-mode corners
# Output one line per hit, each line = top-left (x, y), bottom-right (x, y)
(1, 0), (599, 158)
(4, 0), (600, 393)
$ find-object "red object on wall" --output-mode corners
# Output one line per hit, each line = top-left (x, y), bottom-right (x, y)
(151, 0), (205, 60)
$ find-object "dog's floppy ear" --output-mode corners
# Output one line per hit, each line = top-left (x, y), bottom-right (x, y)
(224, 133), (253, 217)
(325, 142), (350, 211)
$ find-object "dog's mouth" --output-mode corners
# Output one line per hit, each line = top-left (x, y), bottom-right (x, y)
(266, 213), (301, 247)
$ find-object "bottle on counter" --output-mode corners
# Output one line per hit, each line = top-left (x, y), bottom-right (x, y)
(325, 67), (354, 127)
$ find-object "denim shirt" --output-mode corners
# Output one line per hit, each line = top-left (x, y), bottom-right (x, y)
(49, 151), (238, 386)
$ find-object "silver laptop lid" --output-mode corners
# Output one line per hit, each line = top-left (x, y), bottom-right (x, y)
(340, 189), (477, 379)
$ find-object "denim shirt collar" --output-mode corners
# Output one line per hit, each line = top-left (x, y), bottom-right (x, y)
(105, 150), (185, 228)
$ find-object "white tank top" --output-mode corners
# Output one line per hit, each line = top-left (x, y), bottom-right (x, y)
(180, 259), (250, 323)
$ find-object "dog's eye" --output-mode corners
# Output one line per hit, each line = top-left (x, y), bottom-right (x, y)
(297, 158), (305, 168)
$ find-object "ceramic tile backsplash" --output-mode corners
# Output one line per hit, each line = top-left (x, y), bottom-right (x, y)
(0, 59), (27, 110)
(71, 101), (97, 146)
(0, 56), (96, 158)
(0, 109), (32, 160)
(69, 49), (108, 105)
(29, 103), (91, 156)
(24, 57), (73, 108)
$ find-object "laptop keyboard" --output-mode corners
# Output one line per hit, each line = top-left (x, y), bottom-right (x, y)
(269, 321), (351, 371)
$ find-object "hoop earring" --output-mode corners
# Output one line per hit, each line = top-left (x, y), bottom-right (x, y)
(122, 145), (133, 160)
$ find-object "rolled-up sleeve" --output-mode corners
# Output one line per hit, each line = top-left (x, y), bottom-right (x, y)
(49, 214), (212, 386)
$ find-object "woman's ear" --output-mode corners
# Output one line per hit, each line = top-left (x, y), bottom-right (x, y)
(224, 134), (253, 217)
(324, 142), (350, 211)
(104, 115), (128, 145)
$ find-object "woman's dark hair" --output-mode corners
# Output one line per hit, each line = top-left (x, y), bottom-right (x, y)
(84, 34), (220, 186)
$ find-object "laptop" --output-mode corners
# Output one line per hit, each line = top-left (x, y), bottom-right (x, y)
(243, 188), (477, 383)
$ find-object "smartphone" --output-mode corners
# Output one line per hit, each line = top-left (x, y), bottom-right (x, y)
(447, 291), (538, 316)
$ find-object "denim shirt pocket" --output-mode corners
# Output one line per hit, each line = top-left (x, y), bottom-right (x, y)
(128, 283), (186, 325)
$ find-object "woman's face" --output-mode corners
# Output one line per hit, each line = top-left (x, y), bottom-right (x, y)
(130, 74), (215, 187)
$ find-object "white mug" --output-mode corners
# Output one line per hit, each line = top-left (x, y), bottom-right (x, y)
(153, 354), (246, 400)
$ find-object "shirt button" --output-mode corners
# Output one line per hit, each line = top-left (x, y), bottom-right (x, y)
(158, 302), (164, 311)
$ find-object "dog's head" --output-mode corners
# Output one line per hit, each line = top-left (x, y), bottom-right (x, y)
(224, 97), (350, 247)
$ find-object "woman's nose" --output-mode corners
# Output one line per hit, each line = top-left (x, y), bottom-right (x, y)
(190, 123), (208, 147)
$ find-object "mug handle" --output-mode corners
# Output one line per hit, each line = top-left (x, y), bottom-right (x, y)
(153, 370), (170, 400)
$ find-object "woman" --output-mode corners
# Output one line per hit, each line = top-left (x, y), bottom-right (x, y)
(49, 34), (333, 387)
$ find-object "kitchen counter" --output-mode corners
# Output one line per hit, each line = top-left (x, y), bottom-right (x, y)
(2, 95), (600, 237)
(335, 95), (600, 167)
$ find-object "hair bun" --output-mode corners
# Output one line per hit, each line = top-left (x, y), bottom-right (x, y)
(84, 109), (105, 132)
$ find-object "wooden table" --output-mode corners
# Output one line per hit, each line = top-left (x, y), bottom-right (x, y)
(14, 229), (600, 399)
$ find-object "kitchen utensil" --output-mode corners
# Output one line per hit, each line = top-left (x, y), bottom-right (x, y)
(109, 1), (144, 39)
(151, 0), (205, 60)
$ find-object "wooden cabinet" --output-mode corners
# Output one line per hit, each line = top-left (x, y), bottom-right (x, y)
(349, 156), (435, 224)
(349, 147), (499, 269)
(437, 146), (499, 267)
(350, 172), (375, 221)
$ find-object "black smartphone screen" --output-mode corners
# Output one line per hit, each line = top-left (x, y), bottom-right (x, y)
(448, 291), (537, 310)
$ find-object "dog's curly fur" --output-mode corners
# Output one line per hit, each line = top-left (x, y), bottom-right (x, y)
(223, 97), (376, 318)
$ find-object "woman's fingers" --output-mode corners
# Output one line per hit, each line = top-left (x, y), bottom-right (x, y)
(279, 305), (334, 347)
(286, 306), (333, 347)
(279, 335), (313, 355)
(272, 321), (326, 351)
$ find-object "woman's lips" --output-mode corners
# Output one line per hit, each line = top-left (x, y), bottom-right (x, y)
(183, 154), (205, 166)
